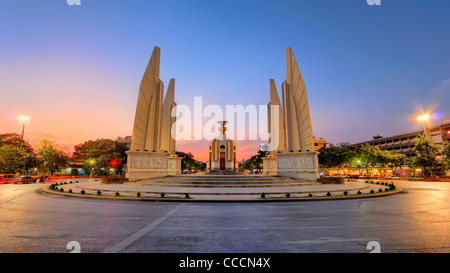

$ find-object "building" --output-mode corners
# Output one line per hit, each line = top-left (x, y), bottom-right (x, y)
(349, 117), (450, 161)
(116, 136), (132, 150)
(313, 137), (327, 151)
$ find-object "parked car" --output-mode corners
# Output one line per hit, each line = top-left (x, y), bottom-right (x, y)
(0, 174), (15, 184)
(13, 175), (37, 184)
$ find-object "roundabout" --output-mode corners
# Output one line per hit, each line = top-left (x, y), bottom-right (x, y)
(42, 176), (401, 202)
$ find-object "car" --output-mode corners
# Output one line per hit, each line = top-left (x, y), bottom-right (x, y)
(0, 174), (15, 184)
(12, 175), (37, 184)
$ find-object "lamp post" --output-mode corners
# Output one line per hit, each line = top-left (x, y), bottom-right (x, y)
(417, 113), (431, 139)
(90, 160), (94, 178)
(19, 115), (31, 174)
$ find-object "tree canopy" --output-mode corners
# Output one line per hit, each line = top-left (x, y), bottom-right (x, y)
(35, 139), (70, 175)
(74, 139), (127, 175)
(409, 134), (440, 177)
(238, 150), (267, 172)
(176, 151), (206, 173)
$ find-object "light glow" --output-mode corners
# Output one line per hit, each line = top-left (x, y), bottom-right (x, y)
(19, 115), (31, 122)
(417, 114), (430, 122)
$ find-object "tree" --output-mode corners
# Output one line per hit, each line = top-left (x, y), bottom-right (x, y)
(176, 151), (206, 173)
(389, 153), (406, 174)
(238, 150), (267, 172)
(35, 139), (70, 175)
(0, 133), (34, 153)
(0, 145), (29, 174)
(409, 134), (440, 177)
(441, 140), (450, 171)
(75, 139), (127, 175)
(318, 145), (355, 169)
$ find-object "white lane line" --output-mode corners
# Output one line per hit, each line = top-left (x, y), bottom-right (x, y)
(284, 237), (379, 244)
(153, 226), (342, 230)
(102, 203), (186, 253)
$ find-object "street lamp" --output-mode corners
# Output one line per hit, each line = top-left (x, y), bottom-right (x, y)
(417, 113), (431, 139)
(19, 115), (31, 141)
(90, 160), (95, 178)
(19, 115), (31, 174)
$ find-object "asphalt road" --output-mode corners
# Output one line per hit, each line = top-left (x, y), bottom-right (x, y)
(0, 179), (449, 253)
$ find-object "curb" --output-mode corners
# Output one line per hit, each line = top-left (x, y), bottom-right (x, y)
(41, 185), (403, 203)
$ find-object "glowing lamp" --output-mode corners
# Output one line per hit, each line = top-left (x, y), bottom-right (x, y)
(417, 114), (429, 122)
(19, 115), (31, 122)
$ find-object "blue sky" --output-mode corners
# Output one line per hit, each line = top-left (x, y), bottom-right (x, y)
(1, 0), (449, 159)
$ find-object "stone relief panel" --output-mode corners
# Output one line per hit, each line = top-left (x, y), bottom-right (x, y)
(277, 155), (315, 169)
(130, 155), (168, 169)
(265, 159), (277, 170)
(168, 160), (176, 170)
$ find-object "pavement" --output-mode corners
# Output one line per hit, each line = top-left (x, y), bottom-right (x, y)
(0, 178), (449, 253)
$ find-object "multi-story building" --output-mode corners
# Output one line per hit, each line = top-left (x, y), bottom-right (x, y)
(116, 136), (132, 150)
(349, 117), (450, 161)
(313, 137), (327, 151)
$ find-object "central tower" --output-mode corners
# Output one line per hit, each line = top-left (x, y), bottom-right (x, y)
(207, 121), (237, 173)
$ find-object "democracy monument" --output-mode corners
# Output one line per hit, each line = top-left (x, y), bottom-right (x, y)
(125, 46), (319, 182)
(45, 46), (399, 202)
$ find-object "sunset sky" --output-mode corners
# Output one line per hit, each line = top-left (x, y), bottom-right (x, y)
(1, 0), (449, 162)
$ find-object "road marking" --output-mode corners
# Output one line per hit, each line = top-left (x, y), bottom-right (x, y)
(284, 237), (379, 244)
(102, 204), (186, 253)
(153, 225), (342, 230)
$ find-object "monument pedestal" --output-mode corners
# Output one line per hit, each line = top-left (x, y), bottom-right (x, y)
(262, 156), (278, 175)
(126, 151), (178, 181)
(276, 152), (319, 182)
(168, 155), (182, 175)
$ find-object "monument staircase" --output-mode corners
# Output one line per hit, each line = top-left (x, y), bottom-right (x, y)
(124, 175), (321, 198)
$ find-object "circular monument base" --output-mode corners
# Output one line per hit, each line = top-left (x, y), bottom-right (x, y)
(42, 176), (401, 202)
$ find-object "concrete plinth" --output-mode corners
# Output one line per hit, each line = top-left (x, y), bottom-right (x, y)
(125, 151), (170, 181)
(262, 156), (278, 175)
(276, 152), (319, 182)
(168, 155), (182, 175)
